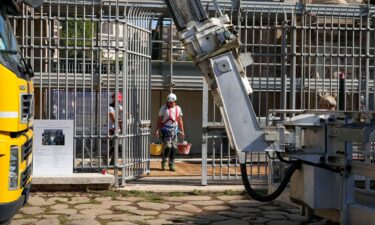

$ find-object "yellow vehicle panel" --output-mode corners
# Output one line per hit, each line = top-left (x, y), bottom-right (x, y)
(0, 129), (33, 204)
(0, 63), (33, 132)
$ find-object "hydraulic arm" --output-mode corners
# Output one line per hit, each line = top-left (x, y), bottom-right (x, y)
(164, 0), (269, 157)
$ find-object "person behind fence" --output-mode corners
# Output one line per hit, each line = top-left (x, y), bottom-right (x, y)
(155, 93), (185, 171)
(108, 92), (123, 165)
(319, 94), (336, 111)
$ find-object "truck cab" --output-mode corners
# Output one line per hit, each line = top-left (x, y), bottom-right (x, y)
(0, 1), (41, 224)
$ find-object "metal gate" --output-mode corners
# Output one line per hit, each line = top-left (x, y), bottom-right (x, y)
(11, 0), (153, 186)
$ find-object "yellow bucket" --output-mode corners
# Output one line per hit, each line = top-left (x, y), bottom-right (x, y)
(150, 143), (163, 156)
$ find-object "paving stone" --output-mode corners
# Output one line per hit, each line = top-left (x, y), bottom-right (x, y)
(131, 209), (159, 216)
(175, 204), (202, 213)
(286, 214), (308, 222)
(268, 220), (299, 225)
(101, 200), (132, 207)
(216, 195), (246, 201)
(137, 201), (170, 210)
(106, 222), (136, 225)
(97, 214), (133, 221)
(144, 219), (174, 225)
(158, 214), (184, 220)
(74, 204), (105, 210)
(262, 211), (291, 216)
(28, 197), (54, 206)
(263, 214), (287, 220)
(39, 215), (60, 219)
(66, 218), (101, 225)
(49, 209), (78, 215)
(68, 197), (91, 205)
(196, 214), (230, 221)
(20, 207), (45, 215)
(49, 197), (69, 203)
(165, 196), (211, 202)
(66, 214), (93, 220)
(218, 211), (247, 218)
(94, 197), (112, 202)
(286, 208), (301, 214)
(118, 215), (155, 222)
(203, 205), (231, 211)
(241, 216), (269, 223)
(116, 197), (145, 202)
(13, 215), (23, 219)
(50, 204), (69, 210)
(79, 209), (113, 216)
(232, 207), (262, 213)
(10, 219), (38, 225)
(259, 205), (281, 211)
(211, 219), (249, 225)
(163, 210), (193, 216)
(227, 200), (267, 207)
(168, 202), (181, 205)
(187, 200), (224, 206)
(183, 218), (210, 224)
(114, 205), (138, 212)
(34, 219), (60, 225)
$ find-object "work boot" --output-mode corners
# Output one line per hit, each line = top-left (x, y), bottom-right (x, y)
(169, 163), (176, 172)
(161, 160), (167, 171)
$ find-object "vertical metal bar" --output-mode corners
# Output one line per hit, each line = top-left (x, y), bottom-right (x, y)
(219, 135), (223, 179)
(358, 12), (363, 110)
(202, 80), (208, 185)
(291, 8), (296, 111)
(258, 9), (263, 118)
(114, 0), (120, 187)
(121, 5), (128, 186)
(281, 11), (287, 112)
(365, 10), (370, 111)
(212, 138), (216, 180)
(342, 117), (354, 225)
(73, 0), (80, 169)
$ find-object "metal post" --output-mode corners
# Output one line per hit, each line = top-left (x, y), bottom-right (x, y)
(202, 80), (208, 186)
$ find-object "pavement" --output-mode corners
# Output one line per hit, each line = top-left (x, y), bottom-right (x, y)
(10, 191), (332, 225)
(10, 158), (332, 225)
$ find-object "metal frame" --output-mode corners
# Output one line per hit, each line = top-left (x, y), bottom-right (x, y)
(11, 0), (153, 186)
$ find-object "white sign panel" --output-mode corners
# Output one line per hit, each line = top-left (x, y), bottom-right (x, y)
(33, 120), (74, 176)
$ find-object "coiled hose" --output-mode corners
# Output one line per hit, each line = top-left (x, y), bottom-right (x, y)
(240, 152), (301, 202)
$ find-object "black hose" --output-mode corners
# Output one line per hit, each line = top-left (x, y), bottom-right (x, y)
(277, 151), (342, 173)
(276, 151), (298, 164)
(240, 160), (301, 202)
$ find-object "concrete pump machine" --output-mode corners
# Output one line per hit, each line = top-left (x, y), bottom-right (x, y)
(165, 0), (375, 224)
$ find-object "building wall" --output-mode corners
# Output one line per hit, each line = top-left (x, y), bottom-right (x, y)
(151, 90), (202, 154)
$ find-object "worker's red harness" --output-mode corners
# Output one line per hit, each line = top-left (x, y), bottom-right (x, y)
(161, 105), (179, 127)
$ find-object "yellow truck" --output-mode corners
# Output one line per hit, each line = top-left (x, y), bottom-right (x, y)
(0, 1), (42, 224)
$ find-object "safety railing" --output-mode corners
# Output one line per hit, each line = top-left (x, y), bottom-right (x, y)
(11, 0), (153, 186)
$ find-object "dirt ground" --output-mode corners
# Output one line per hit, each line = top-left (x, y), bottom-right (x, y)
(148, 157), (267, 177)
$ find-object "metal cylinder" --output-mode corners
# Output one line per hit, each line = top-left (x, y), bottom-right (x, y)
(164, 0), (208, 31)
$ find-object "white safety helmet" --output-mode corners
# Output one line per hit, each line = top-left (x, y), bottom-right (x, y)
(167, 93), (177, 102)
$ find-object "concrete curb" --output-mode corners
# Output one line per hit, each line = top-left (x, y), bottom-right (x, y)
(31, 173), (114, 191)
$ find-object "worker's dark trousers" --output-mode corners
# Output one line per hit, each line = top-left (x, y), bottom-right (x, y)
(161, 133), (177, 164)
(162, 146), (175, 164)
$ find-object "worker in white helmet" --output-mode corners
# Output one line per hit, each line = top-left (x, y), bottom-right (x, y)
(155, 93), (185, 171)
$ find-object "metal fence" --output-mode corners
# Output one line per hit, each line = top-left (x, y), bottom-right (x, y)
(201, 2), (375, 187)
(234, 2), (375, 197)
(236, 3), (375, 114)
(12, 0), (153, 186)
